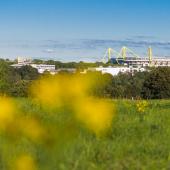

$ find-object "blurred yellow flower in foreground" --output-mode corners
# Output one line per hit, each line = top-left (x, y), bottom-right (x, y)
(31, 74), (89, 109)
(75, 98), (115, 135)
(0, 97), (15, 130)
(31, 77), (62, 108)
(14, 154), (37, 170)
(31, 74), (116, 135)
(19, 117), (45, 142)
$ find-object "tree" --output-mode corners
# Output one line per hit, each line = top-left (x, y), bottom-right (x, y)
(142, 67), (170, 99)
(0, 59), (20, 95)
(15, 65), (39, 80)
(84, 72), (113, 98)
(10, 80), (30, 97)
(0, 61), (40, 97)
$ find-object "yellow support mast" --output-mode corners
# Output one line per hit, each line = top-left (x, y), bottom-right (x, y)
(120, 46), (140, 60)
(121, 46), (127, 60)
(102, 48), (122, 64)
(148, 46), (153, 66)
(108, 48), (112, 60)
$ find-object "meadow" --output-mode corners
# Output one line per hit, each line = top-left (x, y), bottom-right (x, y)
(1, 98), (170, 170)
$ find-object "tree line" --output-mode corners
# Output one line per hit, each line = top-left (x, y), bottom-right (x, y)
(0, 59), (170, 99)
(32, 59), (115, 70)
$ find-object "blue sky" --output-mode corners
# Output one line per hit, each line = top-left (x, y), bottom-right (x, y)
(0, 0), (170, 61)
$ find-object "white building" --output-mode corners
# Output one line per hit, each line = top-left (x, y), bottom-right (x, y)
(93, 66), (146, 76)
(30, 64), (55, 74)
(17, 57), (32, 65)
(11, 57), (56, 74)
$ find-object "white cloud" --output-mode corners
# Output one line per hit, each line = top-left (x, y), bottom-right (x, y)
(43, 49), (55, 54)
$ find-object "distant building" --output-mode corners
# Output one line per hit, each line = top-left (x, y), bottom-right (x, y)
(17, 57), (32, 65)
(30, 64), (55, 74)
(11, 57), (56, 74)
(11, 63), (27, 68)
(121, 57), (170, 68)
(55, 68), (76, 74)
(87, 66), (146, 76)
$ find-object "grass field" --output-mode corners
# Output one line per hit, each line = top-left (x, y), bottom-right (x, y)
(0, 99), (170, 170)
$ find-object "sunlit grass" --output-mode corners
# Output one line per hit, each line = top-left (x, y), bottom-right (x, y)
(0, 99), (169, 169)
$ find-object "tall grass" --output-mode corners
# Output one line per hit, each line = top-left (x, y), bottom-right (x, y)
(0, 99), (170, 170)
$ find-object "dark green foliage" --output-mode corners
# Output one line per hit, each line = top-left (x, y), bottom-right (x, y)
(104, 72), (149, 99)
(85, 72), (113, 98)
(0, 59), (20, 95)
(10, 80), (30, 97)
(0, 61), (39, 97)
(32, 59), (111, 70)
(15, 65), (39, 80)
(142, 67), (170, 99)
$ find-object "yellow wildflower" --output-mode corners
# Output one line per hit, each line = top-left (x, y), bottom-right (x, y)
(19, 117), (45, 142)
(75, 98), (115, 135)
(136, 100), (149, 113)
(14, 154), (37, 170)
(0, 97), (15, 130)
